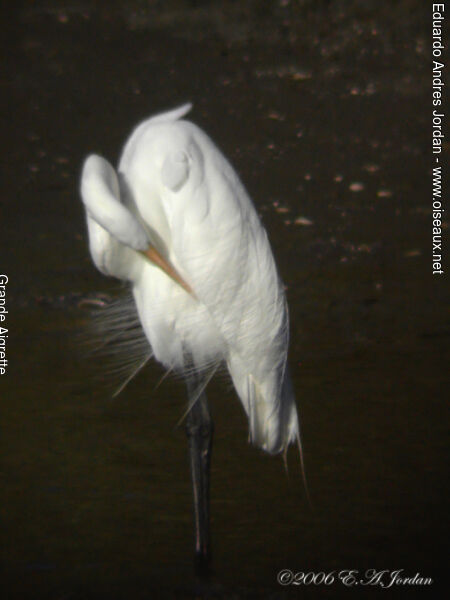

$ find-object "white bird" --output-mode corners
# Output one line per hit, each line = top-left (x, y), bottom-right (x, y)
(80, 103), (304, 574)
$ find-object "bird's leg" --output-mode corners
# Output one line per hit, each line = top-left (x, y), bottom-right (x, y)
(185, 375), (213, 577)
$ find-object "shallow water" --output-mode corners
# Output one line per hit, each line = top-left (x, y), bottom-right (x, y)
(1, 2), (448, 598)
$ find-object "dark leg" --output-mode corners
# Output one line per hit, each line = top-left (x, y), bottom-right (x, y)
(185, 375), (213, 576)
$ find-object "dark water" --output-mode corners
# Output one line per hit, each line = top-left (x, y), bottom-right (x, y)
(1, 2), (448, 598)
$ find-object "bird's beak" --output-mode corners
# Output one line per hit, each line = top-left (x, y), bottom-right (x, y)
(140, 245), (194, 297)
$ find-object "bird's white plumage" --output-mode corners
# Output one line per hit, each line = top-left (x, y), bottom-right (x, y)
(80, 104), (299, 454)
(82, 154), (150, 251)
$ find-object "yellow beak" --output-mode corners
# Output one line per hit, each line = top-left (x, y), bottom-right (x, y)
(140, 245), (194, 297)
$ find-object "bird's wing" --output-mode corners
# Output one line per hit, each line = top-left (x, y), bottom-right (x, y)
(155, 137), (299, 454)
(227, 350), (299, 454)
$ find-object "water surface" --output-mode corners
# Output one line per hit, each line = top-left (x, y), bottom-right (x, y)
(1, 2), (447, 598)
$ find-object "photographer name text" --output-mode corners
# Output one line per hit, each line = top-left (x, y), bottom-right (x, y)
(431, 4), (446, 276)
(277, 568), (433, 589)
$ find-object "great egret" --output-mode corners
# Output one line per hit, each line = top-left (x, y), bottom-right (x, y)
(80, 103), (304, 574)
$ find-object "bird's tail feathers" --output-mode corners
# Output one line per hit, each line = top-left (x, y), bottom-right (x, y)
(296, 427), (313, 509)
(245, 368), (311, 504)
(230, 362), (298, 455)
